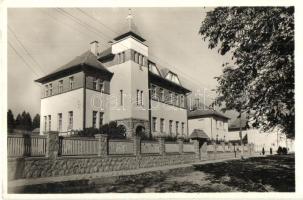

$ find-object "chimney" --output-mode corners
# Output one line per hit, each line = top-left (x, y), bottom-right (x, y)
(90, 41), (99, 55)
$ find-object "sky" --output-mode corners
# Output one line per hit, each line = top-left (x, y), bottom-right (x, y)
(7, 7), (232, 118)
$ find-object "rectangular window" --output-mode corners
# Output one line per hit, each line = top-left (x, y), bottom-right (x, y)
(58, 113), (62, 132)
(169, 120), (173, 135)
(136, 90), (140, 106)
(44, 116), (47, 132)
(68, 111), (73, 130)
(159, 88), (164, 101)
(99, 80), (104, 92)
(140, 91), (144, 106)
(152, 117), (157, 132)
(122, 52), (125, 63)
(49, 83), (53, 96)
(175, 94), (179, 106)
(176, 121), (179, 135)
(180, 95), (184, 107)
(69, 76), (74, 90)
(120, 90), (123, 106)
(58, 80), (63, 93)
(45, 85), (48, 97)
(168, 91), (172, 104)
(93, 77), (98, 90)
(92, 111), (97, 128)
(118, 53), (121, 63)
(139, 55), (143, 65)
(151, 85), (156, 99)
(181, 122), (185, 135)
(48, 115), (51, 131)
(134, 52), (138, 63)
(99, 112), (104, 128)
(160, 118), (164, 133)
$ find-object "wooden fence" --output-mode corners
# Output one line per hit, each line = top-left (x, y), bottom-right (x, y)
(30, 135), (47, 156)
(60, 137), (98, 156)
(7, 134), (253, 158)
(7, 135), (47, 157)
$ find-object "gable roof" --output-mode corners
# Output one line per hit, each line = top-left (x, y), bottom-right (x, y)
(35, 51), (112, 83)
(188, 109), (230, 120)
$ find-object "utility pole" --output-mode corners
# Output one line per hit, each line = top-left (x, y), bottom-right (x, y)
(239, 112), (244, 158)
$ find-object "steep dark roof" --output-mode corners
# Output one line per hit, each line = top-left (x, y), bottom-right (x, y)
(35, 51), (112, 83)
(149, 72), (191, 94)
(188, 109), (230, 120)
(189, 129), (209, 139)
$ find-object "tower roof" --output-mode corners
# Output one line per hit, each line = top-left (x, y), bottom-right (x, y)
(113, 9), (146, 42)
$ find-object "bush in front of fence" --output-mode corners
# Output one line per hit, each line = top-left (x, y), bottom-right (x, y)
(100, 121), (126, 139)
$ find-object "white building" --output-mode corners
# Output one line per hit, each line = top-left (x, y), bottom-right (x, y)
(35, 16), (191, 138)
(188, 109), (229, 141)
(228, 118), (295, 153)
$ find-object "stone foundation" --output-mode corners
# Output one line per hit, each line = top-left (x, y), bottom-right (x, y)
(21, 153), (196, 179)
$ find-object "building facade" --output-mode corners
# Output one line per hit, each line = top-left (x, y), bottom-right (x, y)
(188, 109), (229, 141)
(228, 118), (295, 153)
(35, 29), (191, 138)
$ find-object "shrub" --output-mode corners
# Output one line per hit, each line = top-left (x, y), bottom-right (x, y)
(71, 128), (99, 137)
(100, 121), (126, 139)
(164, 135), (177, 142)
(277, 146), (283, 155)
(282, 147), (288, 155)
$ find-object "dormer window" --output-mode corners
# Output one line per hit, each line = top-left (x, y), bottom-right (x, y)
(148, 62), (160, 76)
(165, 72), (181, 85)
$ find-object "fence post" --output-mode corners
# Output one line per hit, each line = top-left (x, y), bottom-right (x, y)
(221, 142), (225, 152)
(46, 131), (59, 159)
(177, 137), (184, 154)
(133, 136), (141, 156)
(214, 142), (218, 160)
(193, 139), (200, 160)
(23, 134), (31, 157)
(158, 136), (165, 156)
(95, 134), (108, 157)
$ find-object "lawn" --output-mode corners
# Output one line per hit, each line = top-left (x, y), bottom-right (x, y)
(19, 154), (295, 193)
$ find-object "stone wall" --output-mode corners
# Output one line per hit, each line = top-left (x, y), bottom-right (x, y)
(21, 153), (196, 179)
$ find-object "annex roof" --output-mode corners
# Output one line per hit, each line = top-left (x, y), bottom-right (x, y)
(189, 129), (209, 139)
(188, 109), (230, 120)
